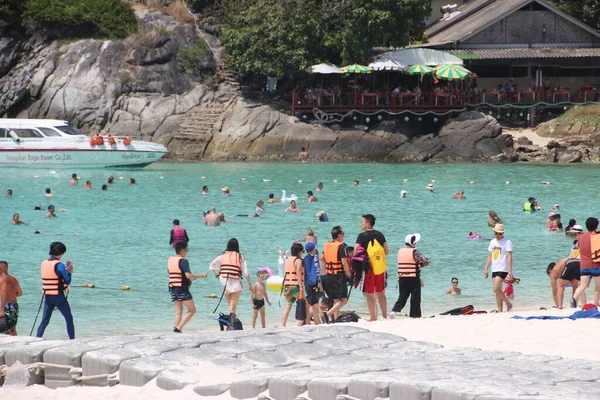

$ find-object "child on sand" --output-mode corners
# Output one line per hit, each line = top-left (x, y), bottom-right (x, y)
(251, 271), (271, 328)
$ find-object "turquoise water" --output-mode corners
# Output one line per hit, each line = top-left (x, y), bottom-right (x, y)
(1, 162), (597, 338)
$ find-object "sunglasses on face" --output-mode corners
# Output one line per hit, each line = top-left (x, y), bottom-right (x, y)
(452, 281), (458, 284)
(494, 232), (503, 235)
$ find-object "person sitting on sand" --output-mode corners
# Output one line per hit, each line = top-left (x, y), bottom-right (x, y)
(483, 224), (513, 312)
(488, 211), (502, 228)
(445, 277), (461, 295)
(307, 191), (318, 202)
(267, 193), (280, 203)
(46, 205), (57, 218)
(547, 258), (580, 309)
(286, 200), (300, 212)
(256, 200), (265, 213)
(452, 191), (466, 200)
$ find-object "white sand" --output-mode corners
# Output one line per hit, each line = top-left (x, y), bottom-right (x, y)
(2, 307), (597, 399)
(506, 127), (553, 147)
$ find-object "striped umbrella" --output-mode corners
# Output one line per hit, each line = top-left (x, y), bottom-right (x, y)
(341, 64), (373, 74)
(406, 65), (434, 75)
(435, 64), (470, 81)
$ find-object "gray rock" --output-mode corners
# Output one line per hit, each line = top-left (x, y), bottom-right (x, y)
(516, 136), (533, 145)
(557, 149), (583, 163)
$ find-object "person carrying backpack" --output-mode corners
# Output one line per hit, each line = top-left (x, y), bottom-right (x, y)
(354, 214), (389, 321)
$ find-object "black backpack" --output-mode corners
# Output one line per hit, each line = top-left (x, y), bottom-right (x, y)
(227, 313), (243, 330)
(335, 312), (360, 323)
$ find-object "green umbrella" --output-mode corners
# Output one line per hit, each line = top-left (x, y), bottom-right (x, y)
(341, 64), (373, 74)
(406, 65), (434, 75)
(435, 64), (470, 81)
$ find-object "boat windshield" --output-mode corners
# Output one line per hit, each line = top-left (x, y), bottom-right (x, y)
(11, 128), (43, 138)
(37, 127), (63, 137)
(56, 125), (86, 136)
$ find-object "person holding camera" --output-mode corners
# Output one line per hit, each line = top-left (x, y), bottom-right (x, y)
(36, 242), (75, 339)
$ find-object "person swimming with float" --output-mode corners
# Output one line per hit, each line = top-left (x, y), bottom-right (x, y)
(466, 231), (485, 240)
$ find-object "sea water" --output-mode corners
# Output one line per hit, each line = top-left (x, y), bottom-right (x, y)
(1, 162), (597, 338)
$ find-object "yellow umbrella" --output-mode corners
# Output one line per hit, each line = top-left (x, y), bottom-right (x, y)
(406, 65), (434, 75)
(435, 64), (470, 81)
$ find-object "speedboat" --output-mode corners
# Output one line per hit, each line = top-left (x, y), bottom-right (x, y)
(0, 119), (167, 168)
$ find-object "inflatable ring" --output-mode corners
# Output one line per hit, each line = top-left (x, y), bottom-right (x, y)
(266, 275), (283, 293)
(258, 267), (274, 277)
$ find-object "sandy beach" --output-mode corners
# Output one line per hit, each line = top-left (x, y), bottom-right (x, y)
(2, 307), (598, 400)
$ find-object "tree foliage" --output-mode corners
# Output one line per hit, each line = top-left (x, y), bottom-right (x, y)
(0, 0), (25, 35)
(553, 0), (600, 31)
(24, 0), (138, 39)
(219, 0), (430, 79)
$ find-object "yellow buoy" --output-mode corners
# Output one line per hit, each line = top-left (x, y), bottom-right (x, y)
(403, 179), (408, 182)
(207, 293), (217, 298)
(505, 181), (511, 184)
(266, 276), (284, 292)
(122, 286), (131, 291)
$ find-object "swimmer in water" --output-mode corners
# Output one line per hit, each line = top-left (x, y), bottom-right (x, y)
(307, 191), (318, 202)
(488, 211), (502, 228)
(11, 213), (26, 225)
(108, 176), (114, 185)
(221, 186), (230, 196)
(84, 180), (92, 189)
(267, 193), (280, 203)
(7, 189), (13, 197)
(69, 174), (78, 185)
(256, 200), (265, 213)
(452, 191), (466, 200)
(46, 205), (57, 218)
(426, 184), (435, 192)
(130, 178), (136, 184)
(298, 146), (309, 162)
(445, 277), (461, 295)
(353, 180), (360, 186)
(102, 184), (108, 191)
(400, 190), (407, 198)
(552, 204), (560, 211)
(316, 182), (323, 192)
(44, 188), (53, 198)
(218, 213), (229, 222)
(204, 207), (220, 226)
(286, 200), (300, 212)
(299, 228), (317, 243)
(202, 186), (208, 195)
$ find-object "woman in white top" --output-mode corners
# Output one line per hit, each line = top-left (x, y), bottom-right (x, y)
(210, 238), (252, 314)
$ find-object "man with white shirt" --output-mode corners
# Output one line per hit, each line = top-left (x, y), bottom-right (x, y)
(483, 224), (513, 312)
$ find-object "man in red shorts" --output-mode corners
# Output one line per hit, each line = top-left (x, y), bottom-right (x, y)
(355, 214), (389, 321)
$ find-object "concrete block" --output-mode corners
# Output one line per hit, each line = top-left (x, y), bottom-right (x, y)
(229, 378), (270, 399)
(119, 356), (179, 387)
(307, 377), (351, 400)
(314, 325), (369, 337)
(161, 333), (220, 348)
(5, 340), (71, 385)
(386, 341), (444, 353)
(156, 361), (240, 391)
(193, 382), (230, 396)
(314, 337), (371, 353)
(237, 334), (294, 350)
(348, 376), (396, 400)
(162, 347), (235, 366)
(85, 335), (148, 348)
(240, 350), (296, 368)
(198, 341), (257, 355)
(277, 342), (333, 361)
(43, 343), (104, 388)
(390, 382), (434, 400)
(81, 348), (142, 386)
(211, 356), (255, 372)
(268, 377), (309, 400)
(313, 354), (389, 375)
(277, 330), (333, 343)
(352, 331), (408, 346)
(123, 339), (183, 356)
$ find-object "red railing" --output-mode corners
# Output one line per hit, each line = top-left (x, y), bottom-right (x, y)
(291, 89), (600, 115)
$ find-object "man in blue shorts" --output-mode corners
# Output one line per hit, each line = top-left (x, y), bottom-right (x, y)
(168, 243), (208, 333)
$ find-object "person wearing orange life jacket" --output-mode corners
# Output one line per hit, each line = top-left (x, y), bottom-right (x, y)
(391, 233), (430, 318)
(281, 242), (306, 327)
(36, 242), (75, 339)
(573, 217), (600, 306)
(169, 219), (189, 248)
(209, 238), (252, 315)
(320, 226), (351, 323)
(169, 242), (208, 333)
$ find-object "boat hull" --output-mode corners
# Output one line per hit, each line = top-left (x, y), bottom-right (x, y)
(0, 149), (166, 168)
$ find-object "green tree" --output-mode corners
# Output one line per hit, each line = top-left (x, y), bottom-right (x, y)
(23, 0), (138, 39)
(553, 0), (600, 30)
(0, 0), (25, 35)
(220, 0), (430, 79)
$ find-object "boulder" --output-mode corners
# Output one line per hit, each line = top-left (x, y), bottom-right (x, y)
(516, 136), (533, 145)
(546, 140), (564, 150)
(557, 149), (583, 163)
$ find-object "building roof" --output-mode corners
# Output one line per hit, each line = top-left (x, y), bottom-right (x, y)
(446, 47), (600, 60)
(424, 0), (600, 47)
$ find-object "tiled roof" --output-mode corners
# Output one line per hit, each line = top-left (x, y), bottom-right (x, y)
(446, 47), (600, 59)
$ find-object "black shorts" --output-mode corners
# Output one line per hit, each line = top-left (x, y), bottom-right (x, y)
(492, 271), (508, 280)
(253, 298), (265, 310)
(305, 284), (320, 306)
(327, 274), (348, 300)
(170, 287), (193, 302)
(561, 259), (581, 281)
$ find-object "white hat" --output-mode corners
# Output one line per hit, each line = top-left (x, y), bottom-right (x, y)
(315, 211), (325, 217)
(493, 223), (506, 233)
(567, 225), (583, 233)
(221, 187), (230, 192)
(404, 233), (421, 245)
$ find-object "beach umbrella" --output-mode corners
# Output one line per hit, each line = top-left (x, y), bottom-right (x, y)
(406, 65), (434, 75)
(368, 60), (405, 71)
(341, 64), (373, 74)
(307, 63), (343, 74)
(435, 64), (470, 81)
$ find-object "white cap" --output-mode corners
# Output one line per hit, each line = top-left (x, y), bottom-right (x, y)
(404, 233), (421, 245)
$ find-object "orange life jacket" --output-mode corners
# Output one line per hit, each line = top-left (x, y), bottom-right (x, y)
(219, 251), (241, 279)
(323, 241), (343, 275)
(284, 256), (303, 285)
(168, 256), (184, 288)
(41, 259), (68, 295)
(397, 247), (419, 278)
